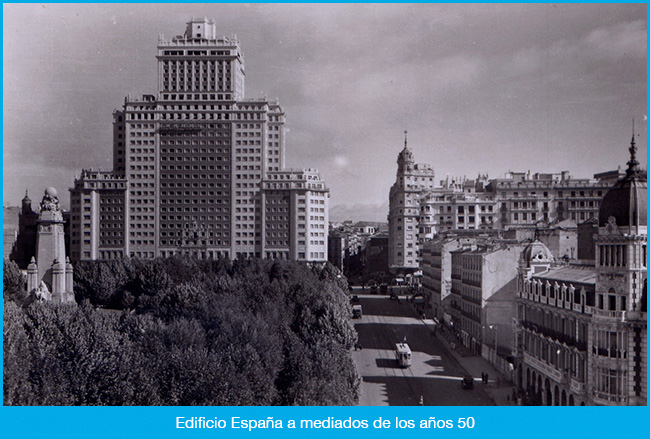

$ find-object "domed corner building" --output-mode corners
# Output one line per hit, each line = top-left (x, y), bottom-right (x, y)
(520, 240), (555, 272)
(514, 135), (646, 407)
(590, 134), (647, 406)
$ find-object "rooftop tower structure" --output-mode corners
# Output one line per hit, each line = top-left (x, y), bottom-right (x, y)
(388, 132), (436, 272)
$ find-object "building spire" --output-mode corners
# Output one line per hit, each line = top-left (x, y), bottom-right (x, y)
(626, 118), (640, 177)
(404, 130), (408, 148)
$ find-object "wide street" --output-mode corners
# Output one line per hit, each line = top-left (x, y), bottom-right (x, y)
(351, 294), (494, 406)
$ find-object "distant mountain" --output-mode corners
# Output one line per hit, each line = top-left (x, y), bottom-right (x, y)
(329, 202), (389, 223)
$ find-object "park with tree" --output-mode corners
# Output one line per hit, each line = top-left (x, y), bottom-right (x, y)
(3, 257), (360, 406)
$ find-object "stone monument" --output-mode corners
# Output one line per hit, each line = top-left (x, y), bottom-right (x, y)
(26, 187), (75, 303)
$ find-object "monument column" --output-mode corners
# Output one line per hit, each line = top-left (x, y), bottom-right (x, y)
(34, 187), (75, 304)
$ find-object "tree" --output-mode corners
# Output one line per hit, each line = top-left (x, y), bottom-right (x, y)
(3, 260), (27, 304)
(5, 257), (361, 406)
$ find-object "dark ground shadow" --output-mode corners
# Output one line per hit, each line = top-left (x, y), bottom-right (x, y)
(356, 296), (420, 318)
(375, 358), (401, 368)
(361, 376), (495, 406)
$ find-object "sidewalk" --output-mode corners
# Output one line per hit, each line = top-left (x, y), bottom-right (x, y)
(422, 319), (517, 406)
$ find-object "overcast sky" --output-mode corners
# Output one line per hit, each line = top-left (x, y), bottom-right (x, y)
(3, 3), (647, 221)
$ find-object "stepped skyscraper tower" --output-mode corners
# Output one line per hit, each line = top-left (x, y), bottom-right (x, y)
(70, 18), (328, 262)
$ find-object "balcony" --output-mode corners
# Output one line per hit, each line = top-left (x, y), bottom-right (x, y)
(592, 308), (625, 320)
(570, 378), (586, 395)
(592, 346), (627, 359)
(592, 391), (628, 405)
(523, 353), (564, 383)
(521, 321), (587, 351)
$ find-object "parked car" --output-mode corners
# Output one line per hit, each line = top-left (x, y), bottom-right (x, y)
(352, 304), (363, 318)
(351, 295), (360, 302)
(461, 375), (474, 390)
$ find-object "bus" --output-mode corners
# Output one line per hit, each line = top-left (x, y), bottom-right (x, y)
(395, 342), (412, 367)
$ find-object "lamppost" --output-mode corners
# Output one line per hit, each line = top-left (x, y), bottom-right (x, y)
(489, 324), (498, 357)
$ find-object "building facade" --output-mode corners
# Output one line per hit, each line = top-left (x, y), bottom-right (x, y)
(589, 137), (646, 406)
(514, 138), (647, 406)
(388, 147), (619, 272)
(388, 135), (436, 272)
(261, 169), (328, 261)
(515, 242), (594, 406)
(449, 243), (522, 355)
(489, 171), (615, 228)
(8, 192), (39, 267)
(70, 18), (328, 263)
(420, 236), (473, 320)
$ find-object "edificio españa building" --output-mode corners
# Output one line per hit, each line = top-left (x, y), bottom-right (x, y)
(69, 18), (328, 262)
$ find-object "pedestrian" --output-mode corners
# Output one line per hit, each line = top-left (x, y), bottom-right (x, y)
(485, 372), (489, 384)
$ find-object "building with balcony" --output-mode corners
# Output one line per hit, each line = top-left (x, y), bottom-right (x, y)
(515, 241), (594, 406)
(489, 171), (615, 227)
(590, 135), (646, 406)
(514, 136), (646, 406)
(387, 147), (618, 273)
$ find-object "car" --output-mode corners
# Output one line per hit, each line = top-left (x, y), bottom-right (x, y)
(390, 292), (398, 300)
(352, 304), (363, 318)
(351, 295), (360, 302)
(461, 375), (474, 390)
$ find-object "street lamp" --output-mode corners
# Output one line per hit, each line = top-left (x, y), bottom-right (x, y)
(489, 324), (498, 356)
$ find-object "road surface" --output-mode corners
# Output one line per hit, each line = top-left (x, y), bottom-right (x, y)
(351, 294), (494, 406)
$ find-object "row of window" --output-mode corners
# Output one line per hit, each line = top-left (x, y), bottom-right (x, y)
(161, 220), (228, 227)
(160, 93), (233, 101)
(161, 174), (230, 182)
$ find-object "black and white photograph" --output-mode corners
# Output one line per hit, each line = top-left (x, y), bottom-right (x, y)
(2, 3), (647, 409)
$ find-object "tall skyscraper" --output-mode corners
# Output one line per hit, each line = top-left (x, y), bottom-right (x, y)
(70, 18), (328, 262)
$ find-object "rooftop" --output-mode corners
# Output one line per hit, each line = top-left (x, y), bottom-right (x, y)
(533, 266), (596, 285)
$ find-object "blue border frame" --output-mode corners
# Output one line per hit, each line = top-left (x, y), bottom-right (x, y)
(1, 2), (648, 438)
